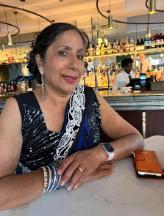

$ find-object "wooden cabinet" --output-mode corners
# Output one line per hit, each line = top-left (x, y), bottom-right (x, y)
(146, 111), (164, 137)
(118, 111), (143, 135)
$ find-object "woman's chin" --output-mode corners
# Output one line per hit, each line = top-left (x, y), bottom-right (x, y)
(58, 85), (78, 96)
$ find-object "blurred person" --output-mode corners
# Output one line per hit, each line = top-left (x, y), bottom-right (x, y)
(138, 53), (150, 74)
(113, 57), (133, 90)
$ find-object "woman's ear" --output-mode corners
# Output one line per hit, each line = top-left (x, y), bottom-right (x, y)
(35, 54), (44, 74)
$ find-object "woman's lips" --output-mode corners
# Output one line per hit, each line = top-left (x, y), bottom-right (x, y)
(62, 75), (77, 84)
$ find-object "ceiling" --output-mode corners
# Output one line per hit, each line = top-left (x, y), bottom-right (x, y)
(0, 0), (164, 41)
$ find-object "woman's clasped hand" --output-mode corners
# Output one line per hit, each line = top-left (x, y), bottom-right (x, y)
(57, 144), (113, 191)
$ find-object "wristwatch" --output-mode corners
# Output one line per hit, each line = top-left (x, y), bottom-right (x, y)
(102, 143), (115, 161)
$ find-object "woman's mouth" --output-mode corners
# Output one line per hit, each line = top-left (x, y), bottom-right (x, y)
(62, 75), (77, 84)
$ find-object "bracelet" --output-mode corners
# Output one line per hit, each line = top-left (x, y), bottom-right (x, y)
(40, 166), (48, 194)
(40, 163), (61, 195)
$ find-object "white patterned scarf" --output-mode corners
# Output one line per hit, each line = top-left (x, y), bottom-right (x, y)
(54, 84), (85, 163)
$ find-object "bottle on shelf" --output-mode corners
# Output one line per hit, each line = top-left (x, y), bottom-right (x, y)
(146, 67), (151, 78)
(87, 41), (95, 56)
(136, 37), (141, 46)
(144, 35), (151, 49)
(95, 41), (101, 56)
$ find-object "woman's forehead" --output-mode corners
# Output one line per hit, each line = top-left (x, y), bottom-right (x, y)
(50, 30), (85, 49)
(56, 30), (83, 42)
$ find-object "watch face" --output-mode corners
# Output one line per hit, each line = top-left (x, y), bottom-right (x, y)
(103, 143), (114, 153)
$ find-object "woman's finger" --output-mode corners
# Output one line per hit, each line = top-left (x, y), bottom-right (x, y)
(60, 161), (80, 186)
(57, 155), (74, 175)
(67, 167), (84, 191)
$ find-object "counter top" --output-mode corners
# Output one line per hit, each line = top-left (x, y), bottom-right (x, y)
(0, 136), (163, 216)
(99, 90), (164, 111)
(1, 90), (164, 111)
(99, 90), (164, 97)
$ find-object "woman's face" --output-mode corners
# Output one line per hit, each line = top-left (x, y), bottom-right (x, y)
(41, 30), (86, 96)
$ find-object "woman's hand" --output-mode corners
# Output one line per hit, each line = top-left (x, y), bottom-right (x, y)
(57, 145), (108, 191)
(76, 160), (114, 187)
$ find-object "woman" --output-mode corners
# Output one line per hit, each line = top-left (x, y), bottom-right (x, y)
(0, 23), (143, 209)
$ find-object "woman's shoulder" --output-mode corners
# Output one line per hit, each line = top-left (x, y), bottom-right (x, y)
(13, 91), (37, 107)
(84, 85), (95, 96)
(0, 97), (21, 126)
(13, 91), (34, 101)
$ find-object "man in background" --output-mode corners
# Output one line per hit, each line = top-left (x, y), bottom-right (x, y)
(113, 57), (133, 90)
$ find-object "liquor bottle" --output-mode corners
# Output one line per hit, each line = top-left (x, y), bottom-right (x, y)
(136, 37), (141, 46)
(159, 33), (163, 48)
(95, 44), (100, 56)
(107, 41), (112, 54)
(103, 38), (108, 55)
(112, 40), (117, 53)
(100, 42), (105, 55)
(155, 33), (160, 48)
(146, 67), (151, 78)
(87, 42), (95, 56)
(140, 37), (144, 45)
(144, 35), (151, 49)
(129, 37), (135, 51)
(151, 34), (155, 48)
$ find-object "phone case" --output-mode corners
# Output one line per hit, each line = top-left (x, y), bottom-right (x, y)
(134, 149), (163, 178)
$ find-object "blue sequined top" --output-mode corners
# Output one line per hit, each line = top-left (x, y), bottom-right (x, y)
(14, 86), (101, 174)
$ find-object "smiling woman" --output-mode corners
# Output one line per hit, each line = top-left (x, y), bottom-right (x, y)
(0, 23), (143, 210)
(35, 30), (86, 96)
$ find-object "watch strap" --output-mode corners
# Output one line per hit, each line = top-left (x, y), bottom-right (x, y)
(102, 143), (115, 161)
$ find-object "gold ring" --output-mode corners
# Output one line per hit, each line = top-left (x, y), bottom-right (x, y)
(78, 167), (83, 173)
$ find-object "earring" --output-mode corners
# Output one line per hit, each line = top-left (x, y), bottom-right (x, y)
(41, 73), (45, 100)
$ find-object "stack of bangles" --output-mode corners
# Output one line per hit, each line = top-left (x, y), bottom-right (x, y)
(40, 163), (61, 194)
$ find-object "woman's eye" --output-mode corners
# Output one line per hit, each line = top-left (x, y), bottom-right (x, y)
(58, 50), (67, 56)
(77, 54), (84, 60)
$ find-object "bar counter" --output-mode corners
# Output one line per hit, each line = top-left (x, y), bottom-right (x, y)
(0, 90), (164, 137)
(99, 90), (164, 138)
(100, 91), (164, 111)
(1, 90), (164, 110)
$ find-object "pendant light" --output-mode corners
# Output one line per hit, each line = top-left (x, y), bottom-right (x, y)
(7, 32), (13, 45)
(107, 0), (113, 30)
(147, 12), (151, 37)
(107, 12), (113, 30)
(4, 7), (13, 46)
(0, 24), (5, 50)
(149, 0), (156, 15)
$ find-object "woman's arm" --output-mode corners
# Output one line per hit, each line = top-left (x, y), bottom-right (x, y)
(57, 92), (143, 190)
(0, 170), (43, 210)
(0, 98), (44, 210)
(96, 92), (144, 160)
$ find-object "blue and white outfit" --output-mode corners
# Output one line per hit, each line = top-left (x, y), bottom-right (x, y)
(14, 85), (101, 191)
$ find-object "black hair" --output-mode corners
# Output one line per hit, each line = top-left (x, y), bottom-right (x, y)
(121, 58), (133, 68)
(27, 23), (89, 83)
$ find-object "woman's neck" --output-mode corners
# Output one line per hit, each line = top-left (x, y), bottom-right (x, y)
(35, 86), (71, 107)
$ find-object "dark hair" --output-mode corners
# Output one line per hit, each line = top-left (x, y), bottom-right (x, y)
(27, 23), (89, 83)
(121, 58), (133, 68)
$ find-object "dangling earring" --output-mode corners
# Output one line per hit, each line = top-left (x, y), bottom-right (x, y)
(41, 73), (45, 100)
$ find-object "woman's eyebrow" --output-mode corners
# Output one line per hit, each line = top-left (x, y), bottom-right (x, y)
(58, 46), (71, 50)
(59, 46), (85, 53)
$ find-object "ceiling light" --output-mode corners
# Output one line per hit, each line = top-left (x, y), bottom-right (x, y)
(7, 33), (13, 45)
(108, 15), (113, 30)
(149, 0), (156, 14)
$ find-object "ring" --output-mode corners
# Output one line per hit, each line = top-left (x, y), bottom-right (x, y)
(78, 166), (84, 174)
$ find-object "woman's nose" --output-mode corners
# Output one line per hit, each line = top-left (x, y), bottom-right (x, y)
(69, 54), (81, 69)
